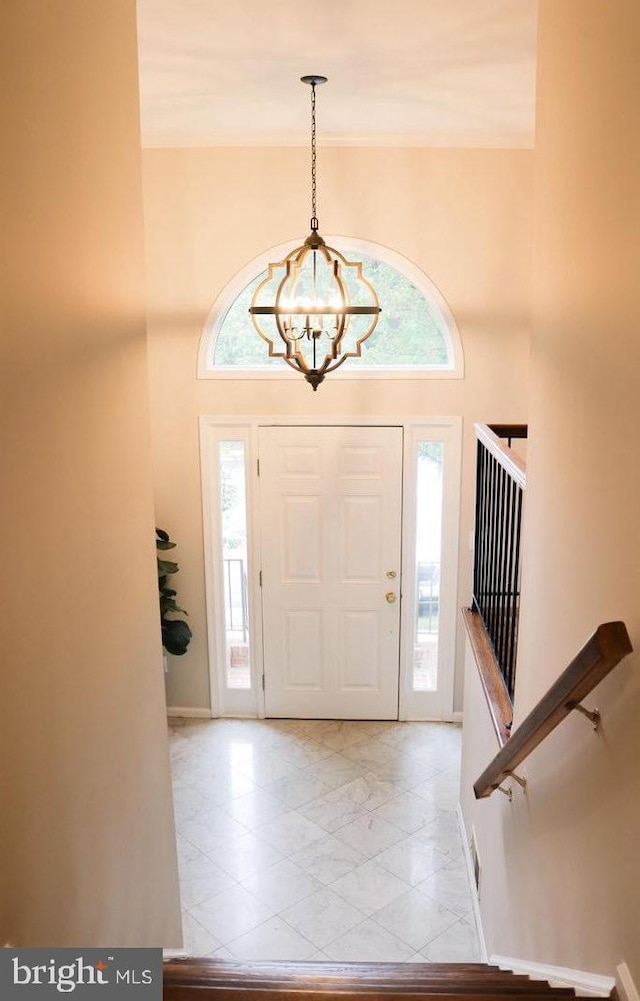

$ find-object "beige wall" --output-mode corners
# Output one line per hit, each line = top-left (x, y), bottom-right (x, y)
(461, 0), (640, 979)
(142, 146), (533, 711)
(1, 1), (182, 946)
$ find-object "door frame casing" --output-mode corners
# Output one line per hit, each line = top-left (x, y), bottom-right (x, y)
(200, 414), (463, 721)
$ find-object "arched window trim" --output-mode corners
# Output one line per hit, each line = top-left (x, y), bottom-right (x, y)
(197, 237), (464, 380)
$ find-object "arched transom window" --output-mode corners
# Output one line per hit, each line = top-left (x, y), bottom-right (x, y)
(198, 240), (463, 380)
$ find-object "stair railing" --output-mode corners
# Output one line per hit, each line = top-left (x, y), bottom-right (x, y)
(474, 620), (633, 799)
(472, 423), (528, 701)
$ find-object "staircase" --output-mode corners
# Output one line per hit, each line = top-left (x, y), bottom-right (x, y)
(163, 960), (587, 1001)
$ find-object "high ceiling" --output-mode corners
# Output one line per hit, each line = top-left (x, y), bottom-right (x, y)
(136, 0), (537, 149)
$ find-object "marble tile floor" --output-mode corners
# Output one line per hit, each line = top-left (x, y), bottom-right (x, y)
(169, 718), (481, 964)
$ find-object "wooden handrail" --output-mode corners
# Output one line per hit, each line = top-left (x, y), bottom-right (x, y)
(473, 620), (633, 799)
(474, 423), (527, 491)
(487, 423), (529, 441)
(462, 608), (512, 747)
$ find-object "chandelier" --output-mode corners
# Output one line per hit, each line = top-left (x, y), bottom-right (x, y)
(249, 76), (381, 390)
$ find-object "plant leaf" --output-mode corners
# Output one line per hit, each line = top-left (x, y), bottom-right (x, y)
(160, 597), (186, 615)
(162, 619), (193, 656)
(157, 559), (179, 576)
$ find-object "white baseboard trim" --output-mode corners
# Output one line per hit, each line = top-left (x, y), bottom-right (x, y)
(451, 711), (464, 724)
(490, 954), (615, 997)
(162, 948), (188, 960)
(166, 706), (213, 719)
(617, 963), (639, 1001)
(456, 803), (487, 962)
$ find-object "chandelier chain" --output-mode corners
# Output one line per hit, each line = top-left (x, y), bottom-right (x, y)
(310, 82), (318, 231)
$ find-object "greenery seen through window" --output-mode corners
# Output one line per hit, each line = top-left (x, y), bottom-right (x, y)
(212, 253), (452, 369)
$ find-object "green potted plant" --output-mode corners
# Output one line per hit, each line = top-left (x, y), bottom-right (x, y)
(156, 527), (192, 656)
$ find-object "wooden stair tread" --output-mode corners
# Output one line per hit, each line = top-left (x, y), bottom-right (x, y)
(164, 962), (529, 983)
(165, 963), (502, 977)
(164, 988), (576, 996)
(164, 976), (569, 994)
(163, 960), (582, 1001)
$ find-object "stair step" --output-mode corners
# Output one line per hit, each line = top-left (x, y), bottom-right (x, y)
(164, 990), (575, 1001)
(164, 961), (532, 983)
(164, 975), (569, 994)
(166, 964), (499, 975)
(163, 960), (579, 1001)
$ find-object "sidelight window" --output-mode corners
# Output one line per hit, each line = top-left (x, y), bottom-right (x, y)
(218, 440), (252, 691)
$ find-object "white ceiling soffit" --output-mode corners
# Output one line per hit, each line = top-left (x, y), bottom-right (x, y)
(136, 0), (537, 150)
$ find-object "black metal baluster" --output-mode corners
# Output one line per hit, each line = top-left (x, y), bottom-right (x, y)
(498, 475), (513, 676)
(473, 442), (484, 612)
(507, 489), (524, 699)
(503, 480), (517, 693)
(473, 427), (527, 704)
(480, 447), (490, 620)
(489, 454), (500, 646)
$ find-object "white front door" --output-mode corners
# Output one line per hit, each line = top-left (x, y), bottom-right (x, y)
(258, 425), (403, 719)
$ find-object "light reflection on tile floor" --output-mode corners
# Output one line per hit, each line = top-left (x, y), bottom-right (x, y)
(169, 718), (480, 963)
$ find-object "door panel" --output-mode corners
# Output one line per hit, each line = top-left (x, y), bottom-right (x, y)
(282, 496), (322, 580)
(259, 425), (403, 719)
(340, 610), (381, 689)
(283, 609), (324, 688)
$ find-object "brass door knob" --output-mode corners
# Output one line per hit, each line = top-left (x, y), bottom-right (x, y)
(385, 591), (397, 603)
